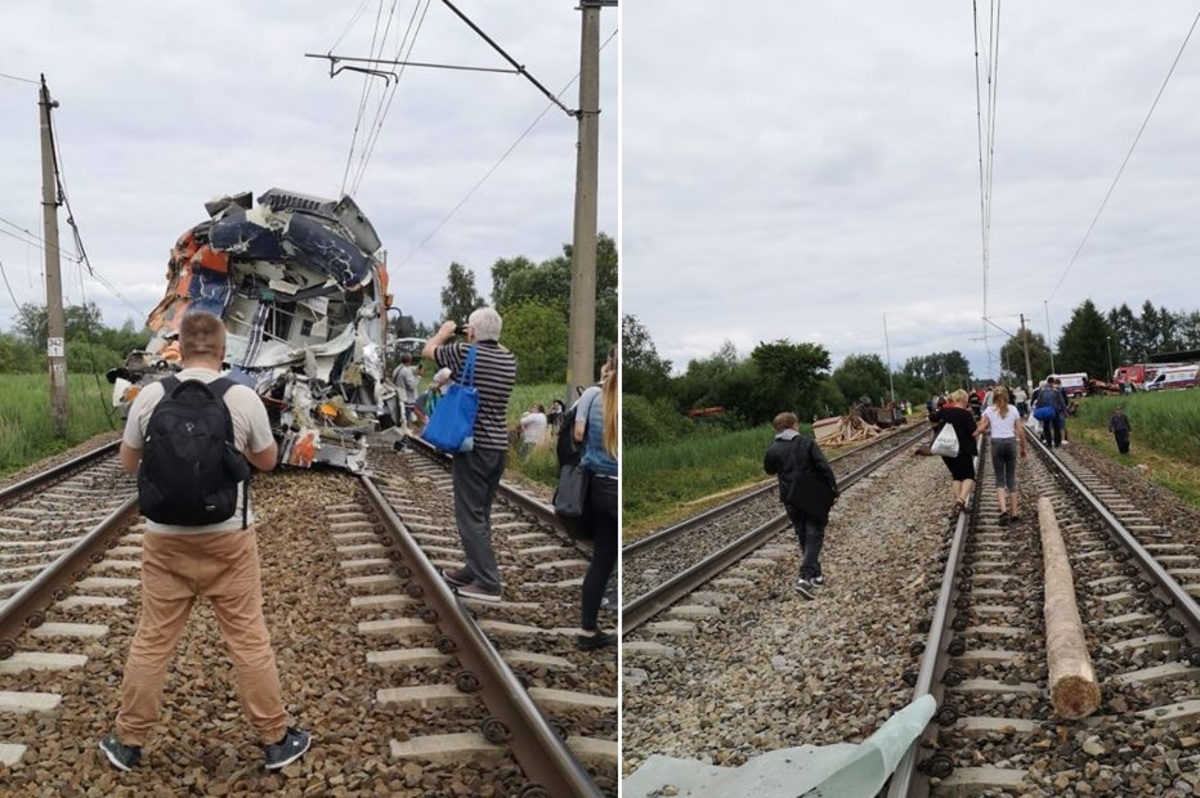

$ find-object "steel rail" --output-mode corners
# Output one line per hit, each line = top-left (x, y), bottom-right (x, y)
(622, 429), (926, 634)
(0, 440), (120, 505)
(886, 470), (978, 798)
(892, 427), (1200, 796)
(624, 425), (931, 557)
(359, 475), (602, 798)
(403, 435), (595, 558)
(1038, 435), (1200, 637)
(0, 492), (138, 657)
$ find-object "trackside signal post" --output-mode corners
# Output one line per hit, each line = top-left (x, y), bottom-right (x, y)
(39, 75), (68, 437)
(565, 0), (615, 402)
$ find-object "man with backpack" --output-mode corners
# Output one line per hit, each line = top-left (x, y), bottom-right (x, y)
(1031, 380), (1066, 448)
(763, 412), (839, 599)
(99, 311), (310, 773)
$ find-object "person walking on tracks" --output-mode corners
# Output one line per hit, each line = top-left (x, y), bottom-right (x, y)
(425, 307), (518, 603)
(99, 311), (310, 773)
(574, 346), (619, 650)
(973, 385), (1028, 526)
(763, 412), (839, 599)
(929, 389), (978, 515)
(1031, 380), (1065, 448)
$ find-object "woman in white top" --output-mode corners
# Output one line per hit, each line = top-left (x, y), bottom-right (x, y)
(519, 403), (548, 460)
(974, 385), (1027, 525)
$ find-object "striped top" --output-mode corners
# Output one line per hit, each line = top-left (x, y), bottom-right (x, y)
(434, 341), (517, 451)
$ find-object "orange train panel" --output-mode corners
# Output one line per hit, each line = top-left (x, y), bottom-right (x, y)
(190, 244), (229, 274)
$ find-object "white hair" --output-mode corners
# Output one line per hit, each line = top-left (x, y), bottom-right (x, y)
(468, 306), (503, 341)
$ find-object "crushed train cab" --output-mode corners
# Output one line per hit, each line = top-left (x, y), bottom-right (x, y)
(108, 188), (396, 473)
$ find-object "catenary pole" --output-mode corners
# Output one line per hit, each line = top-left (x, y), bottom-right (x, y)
(39, 75), (68, 437)
(1044, 300), (1056, 375)
(1020, 313), (1034, 392)
(884, 314), (895, 404)
(565, 1), (602, 403)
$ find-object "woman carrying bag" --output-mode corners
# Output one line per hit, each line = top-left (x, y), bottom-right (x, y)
(928, 389), (978, 516)
(573, 347), (618, 651)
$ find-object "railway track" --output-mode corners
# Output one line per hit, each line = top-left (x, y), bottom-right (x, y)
(892, 432), (1200, 797)
(622, 424), (930, 633)
(623, 423), (1200, 798)
(0, 436), (616, 797)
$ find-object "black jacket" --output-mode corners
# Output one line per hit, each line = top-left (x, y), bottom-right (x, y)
(764, 430), (839, 511)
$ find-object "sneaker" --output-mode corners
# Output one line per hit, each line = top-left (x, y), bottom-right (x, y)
(1009, 515), (1021, 524)
(998, 512), (1010, 527)
(577, 631), (617, 651)
(264, 727), (311, 771)
(440, 567), (471, 588)
(795, 578), (816, 600)
(811, 575), (825, 587)
(99, 734), (141, 771)
(456, 582), (502, 603)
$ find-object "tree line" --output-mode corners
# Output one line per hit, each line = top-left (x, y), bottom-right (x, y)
(410, 232), (618, 384)
(0, 302), (147, 375)
(623, 298), (1200, 447)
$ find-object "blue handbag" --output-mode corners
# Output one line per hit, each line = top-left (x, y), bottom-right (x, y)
(421, 346), (479, 453)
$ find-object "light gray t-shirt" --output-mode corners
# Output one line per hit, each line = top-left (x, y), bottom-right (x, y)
(123, 367), (274, 533)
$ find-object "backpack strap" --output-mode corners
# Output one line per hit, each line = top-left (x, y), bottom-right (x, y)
(159, 375), (181, 397)
(207, 377), (251, 531)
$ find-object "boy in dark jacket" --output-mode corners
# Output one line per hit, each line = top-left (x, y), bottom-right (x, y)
(763, 412), (839, 599)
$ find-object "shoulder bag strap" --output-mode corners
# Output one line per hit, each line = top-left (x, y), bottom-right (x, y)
(461, 345), (478, 388)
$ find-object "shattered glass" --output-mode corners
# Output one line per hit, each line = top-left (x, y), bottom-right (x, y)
(108, 188), (395, 473)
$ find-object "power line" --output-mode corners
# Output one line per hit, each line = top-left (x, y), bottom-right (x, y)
(1046, 9), (1200, 303)
(0, 225), (81, 262)
(340, 0), (393, 196)
(972, 0), (1002, 375)
(326, 0), (373, 54)
(0, 71), (38, 85)
(0, 258), (23, 310)
(394, 27), (617, 269)
(348, 0), (408, 194)
(439, 0), (573, 117)
(350, 0), (433, 195)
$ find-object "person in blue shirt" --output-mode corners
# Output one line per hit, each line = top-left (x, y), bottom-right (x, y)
(573, 347), (618, 650)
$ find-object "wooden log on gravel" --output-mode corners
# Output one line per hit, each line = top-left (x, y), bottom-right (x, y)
(1038, 496), (1102, 719)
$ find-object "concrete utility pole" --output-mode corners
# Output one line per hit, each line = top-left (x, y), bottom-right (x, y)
(1020, 313), (1034, 392)
(39, 75), (68, 437)
(565, 1), (606, 402)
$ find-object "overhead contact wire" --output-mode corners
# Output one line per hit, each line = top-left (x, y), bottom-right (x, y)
(1047, 9), (1200, 303)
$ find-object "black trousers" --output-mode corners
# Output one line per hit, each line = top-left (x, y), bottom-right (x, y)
(580, 473), (617, 631)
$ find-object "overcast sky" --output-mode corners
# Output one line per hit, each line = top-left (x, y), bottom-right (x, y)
(0, 1), (617, 335)
(623, 2), (1200, 380)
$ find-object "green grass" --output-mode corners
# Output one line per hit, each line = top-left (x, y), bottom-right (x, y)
(623, 392), (1200, 539)
(504, 383), (570, 488)
(1068, 390), (1200, 505)
(623, 424), (784, 532)
(0, 373), (121, 474)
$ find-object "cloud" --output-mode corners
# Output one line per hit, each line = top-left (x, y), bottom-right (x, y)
(0, 0), (616, 334)
(622, 1), (1200, 379)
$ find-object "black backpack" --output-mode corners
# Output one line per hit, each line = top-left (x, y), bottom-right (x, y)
(137, 376), (252, 528)
(555, 386), (599, 469)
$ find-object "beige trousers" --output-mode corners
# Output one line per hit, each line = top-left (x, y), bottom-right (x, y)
(115, 529), (288, 746)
